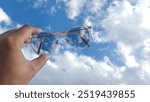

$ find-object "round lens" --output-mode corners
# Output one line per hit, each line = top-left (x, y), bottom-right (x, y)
(31, 32), (56, 54)
(66, 26), (90, 48)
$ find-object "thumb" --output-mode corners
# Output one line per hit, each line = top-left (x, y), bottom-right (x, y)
(31, 54), (49, 74)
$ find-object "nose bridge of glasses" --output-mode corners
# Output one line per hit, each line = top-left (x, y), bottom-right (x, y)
(31, 32), (68, 38)
(87, 25), (91, 29)
(32, 26), (91, 38)
(53, 31), (67, 36)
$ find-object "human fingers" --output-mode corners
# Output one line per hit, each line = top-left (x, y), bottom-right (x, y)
(16, 25), (42, 41)
(30, 54), (49, 76)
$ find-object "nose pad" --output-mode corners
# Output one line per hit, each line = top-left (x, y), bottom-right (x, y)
(65, 39), (69, 43)
(55, 40), (59, 44)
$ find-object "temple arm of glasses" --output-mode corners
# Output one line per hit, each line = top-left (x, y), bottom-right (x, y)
(32, 26), (91, 38)
(37, 37), (45, 54)
(32, 32), (67, 38)
(32, 31), (78, 38)
(79, 35), (90, 47)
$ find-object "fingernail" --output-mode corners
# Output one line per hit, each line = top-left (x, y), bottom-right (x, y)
(37, 28), (42, 33)
(39, 28), (43, 32)
(44, 54), (50, 61)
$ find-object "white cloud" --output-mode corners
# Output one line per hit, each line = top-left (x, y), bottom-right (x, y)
(1, 0), (150, 85)
(29, 51), (116, 84)
(0, 8), (11, 25)
(13, 0), (147, 85)
(0, 7), (22, 34)
(28, 0), (150, 85)
(58, 0), (106, 20)
(117, 43), (139, 68)
(138, 0), (150, 6)
(84, 17), (107, 43)
(58, 0), (107, 42)
(91, 31), (108, 43)
(31, 0), (108, 43)
(62, 0), (86, 20)
(86, 0), (106, 14)
(101, 0), (150, 46)
(99, 0), (150, 84)
(84, 17), (92, 27)
(28, 50), (150, 85)
(0, 7), (12, 34)
(0, 27), (8, 34)
(100, 0), (150, 65)
(50, 6), (57, 15)
(32, 0), (48, 8)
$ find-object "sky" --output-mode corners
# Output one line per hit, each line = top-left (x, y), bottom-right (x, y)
(0, 0), (150, 84)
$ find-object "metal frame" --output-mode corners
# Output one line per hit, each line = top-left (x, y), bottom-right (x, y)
(31, 26), (91, 54)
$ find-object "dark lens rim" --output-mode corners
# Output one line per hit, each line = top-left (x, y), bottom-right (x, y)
(31, 26), (91, 54)
(66, 26), (90, 48)
(31, 32), (56, 54)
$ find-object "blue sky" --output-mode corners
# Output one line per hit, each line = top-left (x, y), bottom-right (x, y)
(1, 0), (150, 84)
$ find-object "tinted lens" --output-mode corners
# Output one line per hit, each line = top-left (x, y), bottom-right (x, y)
(31, 32), (56, 54)
(66, 26), (90, 47)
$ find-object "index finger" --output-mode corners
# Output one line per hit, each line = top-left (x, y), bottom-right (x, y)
(16, 25), (42, 41)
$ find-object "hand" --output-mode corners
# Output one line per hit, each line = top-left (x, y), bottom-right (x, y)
(0, 25), (49, 85)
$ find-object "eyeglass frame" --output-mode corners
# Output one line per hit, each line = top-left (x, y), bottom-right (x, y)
(31, 26), (91, 54)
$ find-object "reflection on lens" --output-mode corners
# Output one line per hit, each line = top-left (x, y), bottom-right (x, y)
(31, 32), (56, 54)
(67, 26), (90, 48)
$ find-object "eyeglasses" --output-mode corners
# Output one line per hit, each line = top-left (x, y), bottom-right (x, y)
(31, 26), (91, 54)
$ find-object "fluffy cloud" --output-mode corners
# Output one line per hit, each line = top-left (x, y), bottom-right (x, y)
(57, 0), (106, 20)
(0, 8), (11, 25)
(57, 0), (107, 43)
(1, 0), (150, 85)
(100, 0), (150, 84)
(28, 50), (150, 85)
(30, 51), (119, 84)
(59, 0), (87, 20)
(101, 0), (150, 68)
(138, 0), (150, 6)
(0, 27), (9, 34)
(0, 7), (22, 34)
(102, 0), (150, 46)
(29, 0), (150, 84)
(32, 0), (48, 8)
(0, 7), (12, 34)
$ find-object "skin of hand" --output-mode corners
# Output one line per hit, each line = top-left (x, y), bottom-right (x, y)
(0, 25), (49, 85)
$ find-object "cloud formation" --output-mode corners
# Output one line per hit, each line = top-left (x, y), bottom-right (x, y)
(0, 8), (12, 33)
(102, 0), (150, 46)
(30, 0), (150, 84)
(32, 0), (48, 8)
(57, 0), (106, 20)
(29, 50), (150, 85)
(1, 0), (150, 84)
(0, 8), (11, 25)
